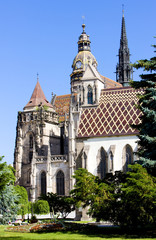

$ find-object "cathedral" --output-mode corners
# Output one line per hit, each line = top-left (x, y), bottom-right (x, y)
(14, 13), (143, 208)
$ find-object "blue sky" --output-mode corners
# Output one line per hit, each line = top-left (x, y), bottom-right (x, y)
(0, 0), (155, 164)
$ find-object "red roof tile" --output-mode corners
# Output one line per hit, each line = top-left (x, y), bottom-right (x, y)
(24, 81), (53, 110)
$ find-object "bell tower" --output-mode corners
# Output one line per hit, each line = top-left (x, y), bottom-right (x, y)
(70, 24), (104, 107)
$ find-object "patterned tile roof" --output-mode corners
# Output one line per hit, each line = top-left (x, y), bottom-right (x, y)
(54, 94), (71, 122)
(78, 87), (144, 138)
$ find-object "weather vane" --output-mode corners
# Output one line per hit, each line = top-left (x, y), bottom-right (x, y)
(82, 16), (85, 24)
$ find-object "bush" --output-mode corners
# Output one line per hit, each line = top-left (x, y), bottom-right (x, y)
(34, 200), (50, 215)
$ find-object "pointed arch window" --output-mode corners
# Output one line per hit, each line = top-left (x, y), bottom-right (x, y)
(29, 151), (33, 162)
(41, 171), (46, 196)
(29, 135), (33, 149)
(123, 145), (133, 172)
(27, 169), (31, 183)
(56, 170), (65, 196)
(84, 152), (87, 169)
(97, 148), (108, 179)
(125, 145), (133, 171)
(109, 151), (114, 172)
(87, 86), (93, 104)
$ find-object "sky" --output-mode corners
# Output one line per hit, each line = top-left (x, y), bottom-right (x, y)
(0, 0), (155, 165)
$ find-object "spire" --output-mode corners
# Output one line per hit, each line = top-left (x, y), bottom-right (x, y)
(116, 11), (133, 86)
(24, 81), (53, 110)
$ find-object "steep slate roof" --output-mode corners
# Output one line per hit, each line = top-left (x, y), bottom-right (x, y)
(78, 87), (144, 138)
(24, 81), (53, 110)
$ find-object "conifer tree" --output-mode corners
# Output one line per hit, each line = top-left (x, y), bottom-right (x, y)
(131, 41), (156, 167)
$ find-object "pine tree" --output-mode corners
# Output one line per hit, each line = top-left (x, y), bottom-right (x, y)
(131, 41), (156, 167)
(0, 185), (19, 224)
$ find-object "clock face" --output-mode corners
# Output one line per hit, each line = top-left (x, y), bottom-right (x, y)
(76, 61), (82, 69)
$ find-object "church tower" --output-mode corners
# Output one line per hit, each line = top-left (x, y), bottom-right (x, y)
(116, 12), (133, 86)
(70, 24), (104, 107)
(14, 79), (69, 201)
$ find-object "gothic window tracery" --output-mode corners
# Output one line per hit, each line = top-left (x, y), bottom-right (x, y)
(41, 171), (46, 195)
(56, 170), (65, 195)
(87, 85), (93, 104)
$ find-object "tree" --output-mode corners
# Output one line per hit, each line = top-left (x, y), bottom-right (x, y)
(113, 164), (156, 228)
(40, 193), (75, 219)
(70, 168), (113, 222)
(0, 156), (15, 191)
(14, 185), (29, 219)
(71, 167), (156, 228)
(34, 200), (50, 215)
(131, 41), (156, 167)
(0, 156), (19, 224)
(0, 185), (19, 224)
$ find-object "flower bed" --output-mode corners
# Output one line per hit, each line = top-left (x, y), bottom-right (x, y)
(6, 222), (64, 233)
(6, 224), (33, 233)
(30, 223), (64, 233)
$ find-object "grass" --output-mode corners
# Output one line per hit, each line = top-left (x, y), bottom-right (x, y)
(0, 224), (156, 240)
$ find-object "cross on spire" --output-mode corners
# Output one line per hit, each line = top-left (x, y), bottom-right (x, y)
(37, 73), (39, 82)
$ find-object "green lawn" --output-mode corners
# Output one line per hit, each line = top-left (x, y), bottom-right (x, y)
(0, 225), (156, 240)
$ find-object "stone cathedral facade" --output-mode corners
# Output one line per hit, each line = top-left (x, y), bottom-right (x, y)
(14, 14), (142, 206)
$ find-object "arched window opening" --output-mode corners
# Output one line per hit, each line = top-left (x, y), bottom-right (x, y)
(29, 135), (33, 149)
(27, 170), (30, 183)
(41, 171), (46, 196)
(29, 151), (33, 162)
(88, 86), (93, 104)
(56, 170), (65, 196)
(84, 152), (87, 169)
(97, 148), (108, 179)
(125, 145), (133, 171)
(109, 151), (113, 172)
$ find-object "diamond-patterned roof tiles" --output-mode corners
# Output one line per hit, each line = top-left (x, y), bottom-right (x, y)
(78, 87), (144, 138)
(54, 94), (71, 122)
